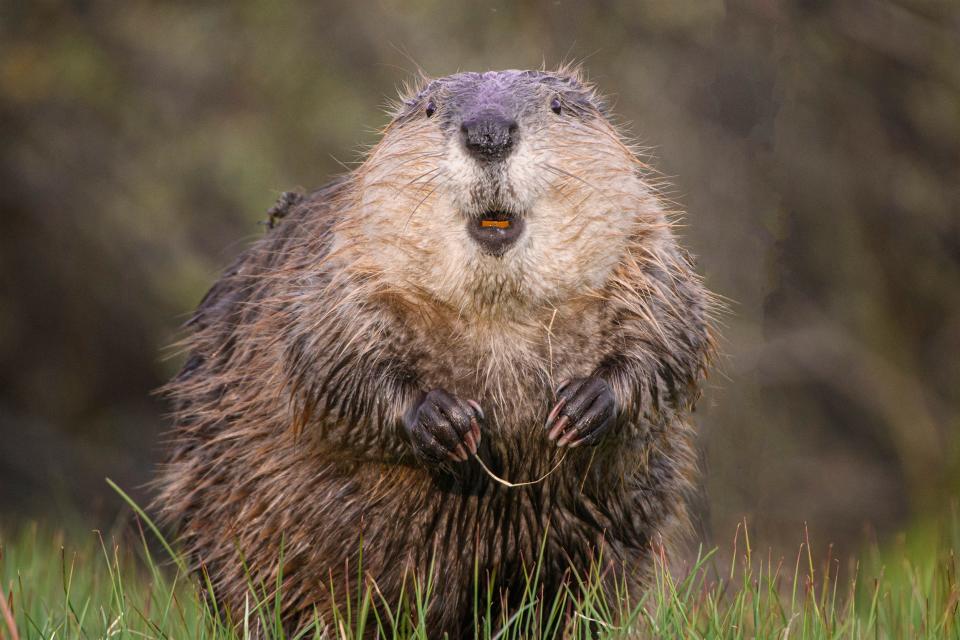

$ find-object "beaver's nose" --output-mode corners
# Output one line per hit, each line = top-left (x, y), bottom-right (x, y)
(460, 114), (518, 162)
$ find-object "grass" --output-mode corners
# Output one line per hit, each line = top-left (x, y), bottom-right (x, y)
(1, 494), (960, 639)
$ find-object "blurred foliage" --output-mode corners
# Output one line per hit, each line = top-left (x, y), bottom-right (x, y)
(0, 0), (958, 555)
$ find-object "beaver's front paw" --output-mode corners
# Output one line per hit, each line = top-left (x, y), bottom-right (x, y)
(403, 389), (484, 463)
(544, 377), (615, 447)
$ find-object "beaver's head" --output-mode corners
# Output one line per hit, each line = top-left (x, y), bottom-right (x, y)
(346, 69), (665, 314)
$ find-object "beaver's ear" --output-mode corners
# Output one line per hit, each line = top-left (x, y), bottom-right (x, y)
(586, 92), (609, 118)
(550, 61), (584, 84)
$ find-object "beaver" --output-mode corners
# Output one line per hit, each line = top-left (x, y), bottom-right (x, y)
(155, 68), (715, 637)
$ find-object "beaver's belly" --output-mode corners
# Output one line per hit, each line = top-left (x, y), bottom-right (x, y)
(319, 456), (647, 579)
(304, 461), (648, 636)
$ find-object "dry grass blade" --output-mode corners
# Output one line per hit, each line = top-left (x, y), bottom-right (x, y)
(0, 587), (18, 640)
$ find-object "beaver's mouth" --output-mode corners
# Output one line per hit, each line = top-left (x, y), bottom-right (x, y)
(467, 210), (525, 256)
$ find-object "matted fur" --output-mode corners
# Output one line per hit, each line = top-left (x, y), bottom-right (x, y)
(155, 68), (716, 637)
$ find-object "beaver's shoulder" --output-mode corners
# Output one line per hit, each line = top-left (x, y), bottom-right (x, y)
(181, 177), (348, 348)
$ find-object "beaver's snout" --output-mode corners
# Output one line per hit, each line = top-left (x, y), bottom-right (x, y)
(460, 114), (518, 162)
(467, 211), (525, 256)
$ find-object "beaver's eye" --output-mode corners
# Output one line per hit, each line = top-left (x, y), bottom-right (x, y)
(425, 101), (436, 118)
(550, 97), (562, 115)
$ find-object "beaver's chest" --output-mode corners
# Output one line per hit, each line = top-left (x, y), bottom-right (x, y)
(411, 308), (610, 433)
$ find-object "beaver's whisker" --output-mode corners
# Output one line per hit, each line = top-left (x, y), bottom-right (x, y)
(403, 166), (446, 200)
(400, 167), (442, 192)
(369, 150), (444, 177)
(531, 172), (580, 209)
(402, 176), (450, 232)
(540, 162), (597, 191)
(540, 163), (629, 224)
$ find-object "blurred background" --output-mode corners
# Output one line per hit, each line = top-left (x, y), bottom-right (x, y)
(1, 0), (958, 559)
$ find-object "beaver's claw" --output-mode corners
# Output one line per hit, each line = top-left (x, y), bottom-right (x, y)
(544, 377), (615, 447)
(403, 389), (483, 463)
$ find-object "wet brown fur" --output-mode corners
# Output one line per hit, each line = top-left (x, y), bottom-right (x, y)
(155, 68), (717, 637)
